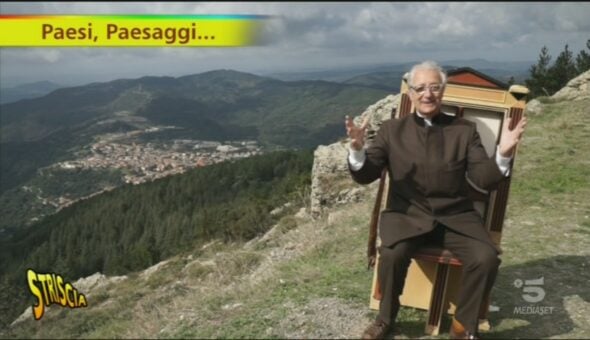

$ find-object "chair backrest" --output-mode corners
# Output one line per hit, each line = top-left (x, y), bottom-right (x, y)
(391, 67), (528, 248)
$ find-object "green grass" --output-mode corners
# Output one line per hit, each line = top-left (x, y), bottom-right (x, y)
(487, 97), (590, 339)
(512, 99), (590, 202)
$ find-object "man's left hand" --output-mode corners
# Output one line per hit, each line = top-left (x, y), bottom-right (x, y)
(499, 115), (527, 157)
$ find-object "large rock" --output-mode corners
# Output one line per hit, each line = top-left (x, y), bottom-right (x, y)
(310, 142), (355, 217)
(525, 98), (543, 116)
(353, 94), (400, 132)
(310, 94), (400, 217)
(552, 69), (590, 101)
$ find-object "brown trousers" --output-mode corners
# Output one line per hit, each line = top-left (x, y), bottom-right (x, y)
(377, 223), (500, 334)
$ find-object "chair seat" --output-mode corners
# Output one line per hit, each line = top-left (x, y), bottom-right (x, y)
(413, 246), (463, 266)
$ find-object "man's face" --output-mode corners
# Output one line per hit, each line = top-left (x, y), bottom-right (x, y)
(408, 69), (445, 118)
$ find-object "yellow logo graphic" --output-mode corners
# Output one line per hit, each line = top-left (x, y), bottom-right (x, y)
(27, 269), (87, 320)
(0, 15), (269, 47)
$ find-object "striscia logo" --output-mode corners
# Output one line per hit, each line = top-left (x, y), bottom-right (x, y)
(27, 269), (88, 320)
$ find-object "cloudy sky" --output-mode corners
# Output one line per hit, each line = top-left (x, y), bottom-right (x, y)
(1, 2), (589, 87)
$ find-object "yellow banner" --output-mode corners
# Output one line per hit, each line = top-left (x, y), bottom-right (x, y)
(0, 15), (269, 47)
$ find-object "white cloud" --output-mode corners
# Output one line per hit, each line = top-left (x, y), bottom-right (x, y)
(2, 49), (62, 63)
(1, 2), (589, 86)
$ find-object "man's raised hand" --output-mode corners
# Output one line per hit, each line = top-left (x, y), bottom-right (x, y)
(345, 115), (369, 151)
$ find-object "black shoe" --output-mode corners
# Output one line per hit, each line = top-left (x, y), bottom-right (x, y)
(450, 318), (479, 339)
(361, 318), (391, 339)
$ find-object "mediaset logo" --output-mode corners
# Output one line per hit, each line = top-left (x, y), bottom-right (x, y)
(513, 276), (555, 315)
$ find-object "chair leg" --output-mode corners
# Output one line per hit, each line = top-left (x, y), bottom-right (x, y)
(369, 254), (381, 310)
(424, 263), (450, 336)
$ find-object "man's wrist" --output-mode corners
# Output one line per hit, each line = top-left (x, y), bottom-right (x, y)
(348, 144), (366, 171)
(495, 148), (512, 176)
(498, 148), (511, 158)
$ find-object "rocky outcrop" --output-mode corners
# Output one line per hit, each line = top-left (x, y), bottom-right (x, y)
(73, 272), (128, 292)
(525, 98), (543, 115)
(310, 94), (400, 217)
(552, 69), (590, 101)
(310, 142), (359, 217)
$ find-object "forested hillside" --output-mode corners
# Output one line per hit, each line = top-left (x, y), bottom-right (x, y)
(0, 149), (313, 328)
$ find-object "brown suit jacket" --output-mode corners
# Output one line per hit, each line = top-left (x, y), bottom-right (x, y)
(349, 112), (506, 253)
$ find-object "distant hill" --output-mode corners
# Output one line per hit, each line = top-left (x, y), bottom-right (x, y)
(267, 59), (532, 84)
(268, 62), (414, 82)
(0, 81), (64, 104)
(0, 70), (388, 194)
(342, 71), (403, 92)
(341, 61), (530, 92)
(0, 70), (386, 144)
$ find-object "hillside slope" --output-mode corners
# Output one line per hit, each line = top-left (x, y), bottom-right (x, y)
(0, 150), (313, 329)
(4, 76), (590, 338)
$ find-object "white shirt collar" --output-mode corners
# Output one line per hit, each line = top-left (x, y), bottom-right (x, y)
(416, 111), (433, 127)
(416, 111), (453, 127)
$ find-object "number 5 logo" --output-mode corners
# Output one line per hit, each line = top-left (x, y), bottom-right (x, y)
(516, 277), (545, 303)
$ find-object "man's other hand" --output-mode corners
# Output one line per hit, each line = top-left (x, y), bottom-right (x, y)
(345, 115), (369, 151)
(499, 115), (527, 157)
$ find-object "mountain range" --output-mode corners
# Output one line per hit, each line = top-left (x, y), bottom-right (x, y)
(0, 69), (392, 242)
(267, 58), (531, 83)
(0, 81), (64, 104)
(1, 59), (531, 105)
(0, 69), (389, 194)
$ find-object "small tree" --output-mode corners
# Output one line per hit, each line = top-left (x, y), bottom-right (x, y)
(526, 42), (590, 98)
(576, 39), (590, 73)
(526, 46), (552, 97)
(548, 44), (578, 94)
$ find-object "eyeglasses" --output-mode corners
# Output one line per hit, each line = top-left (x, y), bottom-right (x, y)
(409, 83), (444, 95)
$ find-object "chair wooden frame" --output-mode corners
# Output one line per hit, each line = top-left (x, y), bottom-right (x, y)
(367, 67), (528, 335)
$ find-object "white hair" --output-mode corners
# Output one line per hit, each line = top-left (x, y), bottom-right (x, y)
(407, 60), (447, 87)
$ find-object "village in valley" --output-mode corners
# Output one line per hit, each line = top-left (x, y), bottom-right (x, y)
(29, 126), (263, 213)
(52, 126), (262, 185)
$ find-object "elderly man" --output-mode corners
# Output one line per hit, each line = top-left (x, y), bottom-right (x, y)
(345, 61), (527, 339)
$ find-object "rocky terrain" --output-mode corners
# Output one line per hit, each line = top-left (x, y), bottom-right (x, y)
(551, 69), (590, 101)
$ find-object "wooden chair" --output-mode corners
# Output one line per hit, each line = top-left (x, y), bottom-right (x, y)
(367, 67), (529, 335)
